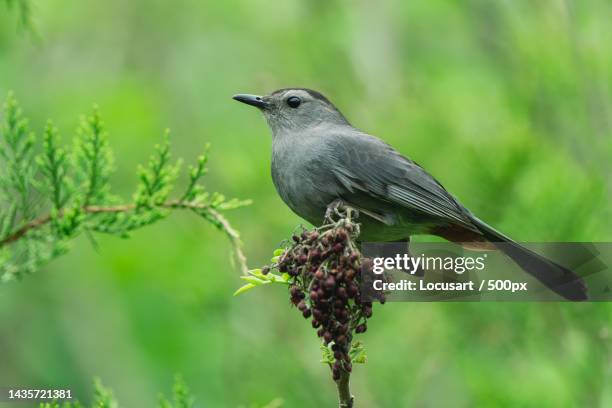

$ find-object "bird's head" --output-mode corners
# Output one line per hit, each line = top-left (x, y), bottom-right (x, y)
(233, 88), (348, 134)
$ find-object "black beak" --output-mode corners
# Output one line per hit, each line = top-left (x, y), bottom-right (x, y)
(232, 94), (269, 109)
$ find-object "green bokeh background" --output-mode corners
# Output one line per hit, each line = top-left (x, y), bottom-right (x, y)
(1, 1), (611, 406)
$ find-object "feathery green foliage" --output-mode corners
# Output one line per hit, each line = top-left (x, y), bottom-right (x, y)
(158, 375), (194, 408)
(0, 93), (251, 281)
(74, 109), (113, 207)
(39, 377), (192, 408)
(91, 379), (118, 408)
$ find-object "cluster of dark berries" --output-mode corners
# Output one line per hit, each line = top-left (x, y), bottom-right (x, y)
(267, 217), (384, 381)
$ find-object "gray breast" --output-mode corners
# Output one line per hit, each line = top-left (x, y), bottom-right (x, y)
(271, 136), (336, 225)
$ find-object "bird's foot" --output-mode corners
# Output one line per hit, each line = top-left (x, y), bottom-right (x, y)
(324, 199), (360, 230)
(324, 199), (347, 223)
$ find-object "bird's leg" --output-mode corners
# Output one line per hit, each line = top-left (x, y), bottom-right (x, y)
(324, 198), (346, 223)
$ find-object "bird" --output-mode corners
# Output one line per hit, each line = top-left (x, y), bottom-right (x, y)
(233, 88), (587, 301)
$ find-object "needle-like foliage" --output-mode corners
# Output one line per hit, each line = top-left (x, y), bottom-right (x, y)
(0, 93), (250, 281)
(38, 377), (193, 408)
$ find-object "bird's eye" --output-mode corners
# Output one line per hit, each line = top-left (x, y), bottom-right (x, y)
(286, 96), (301, 108)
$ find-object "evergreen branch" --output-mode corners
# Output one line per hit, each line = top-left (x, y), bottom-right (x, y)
(0, 93), (250, 280)
(135, 131), (181, 208)
(0, 92), (36, 222)
(39, 121), (71, 210)
(158, 375), (194, 408)
(180, 145), (209, 202)
(75, 108), (113, 206)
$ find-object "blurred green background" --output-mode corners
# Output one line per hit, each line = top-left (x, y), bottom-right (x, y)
(1, 0), (611, 406)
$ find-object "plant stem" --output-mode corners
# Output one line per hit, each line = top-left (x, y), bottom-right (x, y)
(335, 369), (354, 408)
(0, 201), (172, 245)
(205, 208), (248, 275)
(0, 199), (248, 274)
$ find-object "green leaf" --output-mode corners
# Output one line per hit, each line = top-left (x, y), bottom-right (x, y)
(233, 283), (257, 296)
(240, 275), (267, 285)
(269, 273), (290, 284)
(248, 268), (263, 277)
(349, 341), (367, 364)
(320, 342), (335, 364)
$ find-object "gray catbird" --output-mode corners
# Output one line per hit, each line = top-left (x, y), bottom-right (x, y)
(233, 88), (587, 300)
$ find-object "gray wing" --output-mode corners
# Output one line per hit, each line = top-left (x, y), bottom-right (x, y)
(322, 131), (477, 230)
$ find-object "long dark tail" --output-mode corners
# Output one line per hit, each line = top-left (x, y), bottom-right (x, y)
(470, 217), (588, 301)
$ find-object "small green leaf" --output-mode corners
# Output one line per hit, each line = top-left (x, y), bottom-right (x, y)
(320, 342), (335, 364)
(349, 341), (367, 364)
(233, 283), (257, 296)
(269, 273), (289, 284)
(273, 248), (284, 256)
(240, 275), (266, 285)
(248, 268), (264, 278)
